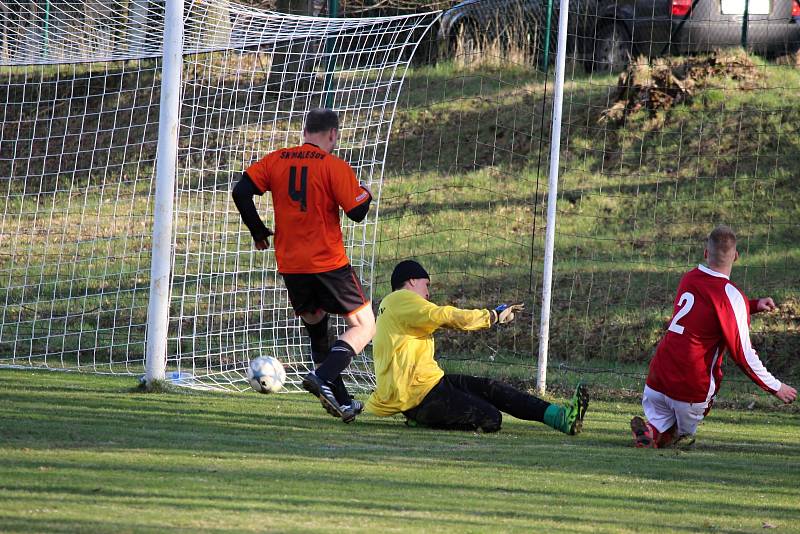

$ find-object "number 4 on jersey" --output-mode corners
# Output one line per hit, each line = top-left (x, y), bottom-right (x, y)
(667, 292), (695, 334)
(289, 166), (308, 212)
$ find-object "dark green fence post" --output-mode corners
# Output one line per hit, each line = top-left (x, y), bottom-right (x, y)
(44, 0), (51, 56)
(541, 0), (554, 71)
(741, 0), (749, 49)
(324, 0), (339, 108)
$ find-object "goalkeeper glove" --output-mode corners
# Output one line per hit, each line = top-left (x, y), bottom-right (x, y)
(492, 304), (524, 325)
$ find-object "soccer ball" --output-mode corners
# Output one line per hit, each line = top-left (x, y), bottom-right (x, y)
(247, 356), (286, 394)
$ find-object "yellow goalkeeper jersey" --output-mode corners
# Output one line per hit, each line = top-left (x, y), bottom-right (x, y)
(365, 289), (492, 416)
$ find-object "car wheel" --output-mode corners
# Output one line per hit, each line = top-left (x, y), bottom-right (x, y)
(589, 22), (631, 73)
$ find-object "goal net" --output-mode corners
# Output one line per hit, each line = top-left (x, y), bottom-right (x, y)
(550, 33), (800, 396)
(5, 0), (797, 399)
(380, 0), (800, 397)
(0, 0), (437, 391)
(375, 2), (558, 386)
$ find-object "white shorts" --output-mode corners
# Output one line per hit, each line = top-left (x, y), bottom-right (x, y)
(642, 385), (709, 437)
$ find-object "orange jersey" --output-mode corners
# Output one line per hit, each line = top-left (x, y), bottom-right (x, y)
(245, 143), (370, 274)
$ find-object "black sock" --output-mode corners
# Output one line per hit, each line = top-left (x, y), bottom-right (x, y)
(302, 314), (330, 357)
(315, 339), (356, 384)
(303, 317), (352, 403)
(330, 376), (352, 405)
(313, 349), (353, 404)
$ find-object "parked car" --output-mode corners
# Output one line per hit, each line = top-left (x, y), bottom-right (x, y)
(585, 0), (800, 71)
(437, 0), (572, 62)
(438, 0), (800, 71)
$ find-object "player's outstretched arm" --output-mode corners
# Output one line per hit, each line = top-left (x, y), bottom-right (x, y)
(721, 286), (783, 396)
(396, 295), (492, 334)
(417, 302), (524, 332)
(232, 173), (273, 249)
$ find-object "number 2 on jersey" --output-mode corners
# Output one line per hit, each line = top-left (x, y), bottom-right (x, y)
(288, 166), (308, 212)
(667, 291), (695, 335)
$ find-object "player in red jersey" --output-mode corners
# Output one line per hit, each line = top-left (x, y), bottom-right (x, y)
(631, 226), (796, 448)
(232, 109), (376, 423)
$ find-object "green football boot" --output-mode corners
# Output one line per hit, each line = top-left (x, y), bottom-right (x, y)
(564, 383), (589, 435)
(544, 383), (589, 435)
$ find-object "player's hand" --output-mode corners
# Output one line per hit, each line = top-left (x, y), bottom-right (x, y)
(775, 383), (797, 404)
(493, 304), (524, 325)
(254, 228), (273, 250)
(756, 297), (777, 312)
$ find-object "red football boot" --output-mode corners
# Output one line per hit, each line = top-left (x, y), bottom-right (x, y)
(630, 416), (655, 448)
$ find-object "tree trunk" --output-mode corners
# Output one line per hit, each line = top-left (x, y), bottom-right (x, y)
(186, 0), (232, 51)
(128, 0), (150, 55)
(0, 1), (11, 60)
(84, 0), (116, 55)
(270, 0), (319, 98)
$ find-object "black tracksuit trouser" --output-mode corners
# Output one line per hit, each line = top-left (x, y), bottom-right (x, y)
(403, 374), (551, 433)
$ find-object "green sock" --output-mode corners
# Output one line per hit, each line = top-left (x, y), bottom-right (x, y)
(543, 404), (565, 431)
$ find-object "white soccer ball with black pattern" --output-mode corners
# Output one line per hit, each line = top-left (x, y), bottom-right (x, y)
(247, 356), (286, 394)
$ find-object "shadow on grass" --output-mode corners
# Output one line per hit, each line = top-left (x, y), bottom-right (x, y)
(3, 371), (800, 531)
(3, 375), (798, 470)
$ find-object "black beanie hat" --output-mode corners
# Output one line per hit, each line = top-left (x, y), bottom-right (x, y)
(391, 260), (430, 290)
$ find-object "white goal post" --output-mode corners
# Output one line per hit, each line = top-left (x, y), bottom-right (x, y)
(0, 0), (438, 392)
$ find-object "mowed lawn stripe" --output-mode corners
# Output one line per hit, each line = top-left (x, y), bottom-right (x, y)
(1, 370), (798, 532)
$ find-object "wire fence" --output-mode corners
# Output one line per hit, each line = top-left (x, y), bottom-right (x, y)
(1, 0), (798, 401)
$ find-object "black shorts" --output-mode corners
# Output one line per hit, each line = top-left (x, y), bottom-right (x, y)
(281, 264), (369, 317)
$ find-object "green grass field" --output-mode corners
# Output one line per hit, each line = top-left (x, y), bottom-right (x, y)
(2, 369), (799, 533)
(3, 17), (800, 534)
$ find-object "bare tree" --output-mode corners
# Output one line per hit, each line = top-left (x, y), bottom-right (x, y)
(270, 0), (318, 94)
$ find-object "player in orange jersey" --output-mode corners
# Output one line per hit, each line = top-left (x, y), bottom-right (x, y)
(232, 109), (375, 423)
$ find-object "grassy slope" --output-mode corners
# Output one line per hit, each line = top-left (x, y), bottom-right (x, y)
(2, 52), (798, 391)
(1, 369), (799, 533)
(378, 54), (800, 384)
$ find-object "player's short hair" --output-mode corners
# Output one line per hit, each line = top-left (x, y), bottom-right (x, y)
(707, 225), (737, 264)
(304, 108), (339, 134)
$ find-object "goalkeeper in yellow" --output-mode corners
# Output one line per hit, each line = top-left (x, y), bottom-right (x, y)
(365, 260), (589, 434)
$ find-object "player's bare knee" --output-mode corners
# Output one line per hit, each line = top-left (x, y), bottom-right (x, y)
(362, 309), (376, 338)
(354, 305), (375, 326)
(346, 329), (371, 353)
(344, 305), (375, 345)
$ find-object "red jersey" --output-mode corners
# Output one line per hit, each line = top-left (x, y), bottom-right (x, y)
(245, 143), (370, 274)
(646, 264), (781, 403)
